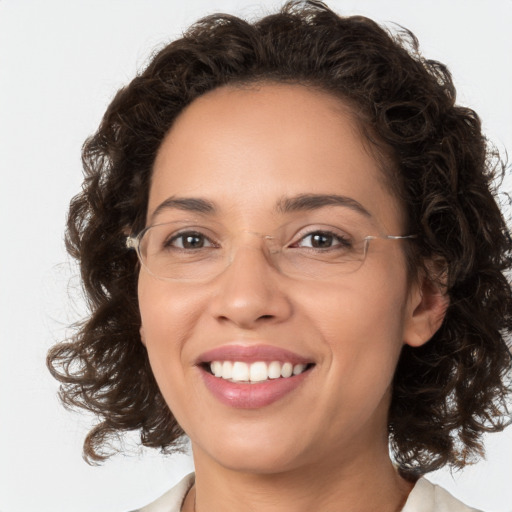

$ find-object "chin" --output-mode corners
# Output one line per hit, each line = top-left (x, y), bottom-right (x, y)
(208, 449), (305, 475)
(191, 425), (312, 475)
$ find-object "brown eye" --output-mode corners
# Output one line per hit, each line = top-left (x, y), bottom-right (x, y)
(168, 232), (213, 249)
(296, 231), (351, 250)
(310, 233), (334, 248)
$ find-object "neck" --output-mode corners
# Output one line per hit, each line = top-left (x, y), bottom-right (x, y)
(182, 446), (413, 512)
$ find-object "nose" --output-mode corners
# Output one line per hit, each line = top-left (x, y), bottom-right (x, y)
(208, 243), (293, 330)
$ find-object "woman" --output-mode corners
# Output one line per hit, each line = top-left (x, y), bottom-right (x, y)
(47, 2), (512, 511)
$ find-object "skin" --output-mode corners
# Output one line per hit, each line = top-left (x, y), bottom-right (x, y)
(138, 83), (447, 512)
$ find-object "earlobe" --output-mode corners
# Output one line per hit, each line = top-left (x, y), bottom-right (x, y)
(404, 270), (450, 348)
(140, 325), (147, 346)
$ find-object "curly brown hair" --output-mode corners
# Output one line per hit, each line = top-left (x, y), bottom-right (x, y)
(47, 1), (512, 473)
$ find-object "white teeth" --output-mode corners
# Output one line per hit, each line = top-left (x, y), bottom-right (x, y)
(268, 361), (282, 379)
(211, 361), (223, 377)
(209, 360), (309, 382)
(249, 361), (268, 382)
(231, 361), (249, 381)
(293, 364), (306, 375)
(281, 362), (293, 378)
(222, 361), (233, 379)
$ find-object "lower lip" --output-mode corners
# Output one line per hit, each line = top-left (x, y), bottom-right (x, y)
(200, 368), (311, 409)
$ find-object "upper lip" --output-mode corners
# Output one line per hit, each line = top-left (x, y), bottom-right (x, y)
(196, 344), (314, 365)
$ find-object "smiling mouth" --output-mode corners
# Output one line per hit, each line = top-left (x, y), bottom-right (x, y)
(203, 361), (315, 383)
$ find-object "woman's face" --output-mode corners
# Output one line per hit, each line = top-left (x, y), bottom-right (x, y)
(138, 83), (425, 474)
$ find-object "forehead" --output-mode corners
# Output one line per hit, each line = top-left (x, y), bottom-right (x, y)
(150, 83), (403, 232)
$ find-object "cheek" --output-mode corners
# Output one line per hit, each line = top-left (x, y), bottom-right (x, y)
(138, 277), (200, 343)
(301, 278), (408, 426)
(303, 271), (409, 381)
(137, 276), (204, 397)
(305, 276), (408, 342)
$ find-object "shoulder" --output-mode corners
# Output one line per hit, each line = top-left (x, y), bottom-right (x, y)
(129, 473), (195, 512)
(402, 477), (482, 512)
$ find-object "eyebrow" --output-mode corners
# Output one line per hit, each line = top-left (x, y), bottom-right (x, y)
(150, 193), (371, 223)
(275, 194), (371, 217)
(150, 196), (216, 222)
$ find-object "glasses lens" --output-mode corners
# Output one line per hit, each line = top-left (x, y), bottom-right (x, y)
(136, 222), (372, 281)
(276, 237), (368, 279)
(139, 223), (224, 281)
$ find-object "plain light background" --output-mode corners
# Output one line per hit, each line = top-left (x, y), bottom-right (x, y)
(1, 1), (511, 511)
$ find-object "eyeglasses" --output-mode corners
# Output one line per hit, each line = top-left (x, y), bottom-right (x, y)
(126, 220), (416, 282)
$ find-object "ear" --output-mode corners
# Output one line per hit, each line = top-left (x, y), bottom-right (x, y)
(140, 325), (147, 346)
(403, 264), (449, 348)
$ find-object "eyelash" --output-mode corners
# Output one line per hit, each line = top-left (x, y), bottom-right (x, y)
(163, 229), (352, 251)
(164, 231), (217, 250)
(290, 230), (352, 250)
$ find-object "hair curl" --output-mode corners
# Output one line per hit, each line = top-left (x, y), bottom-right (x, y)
(47, 1), (512, 473)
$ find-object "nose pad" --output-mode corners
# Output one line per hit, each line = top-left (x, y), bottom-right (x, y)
(224, 231), (280, 273)
(209, 232), (292, 329)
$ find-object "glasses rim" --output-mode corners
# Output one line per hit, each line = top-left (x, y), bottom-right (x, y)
(125, 221), (417, 282)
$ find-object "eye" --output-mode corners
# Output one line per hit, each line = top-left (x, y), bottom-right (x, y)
(166, 231), (215, 249)
(294, 231), (352, 250)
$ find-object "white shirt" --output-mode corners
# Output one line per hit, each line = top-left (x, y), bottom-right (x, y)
(133, 473), (481, 512)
